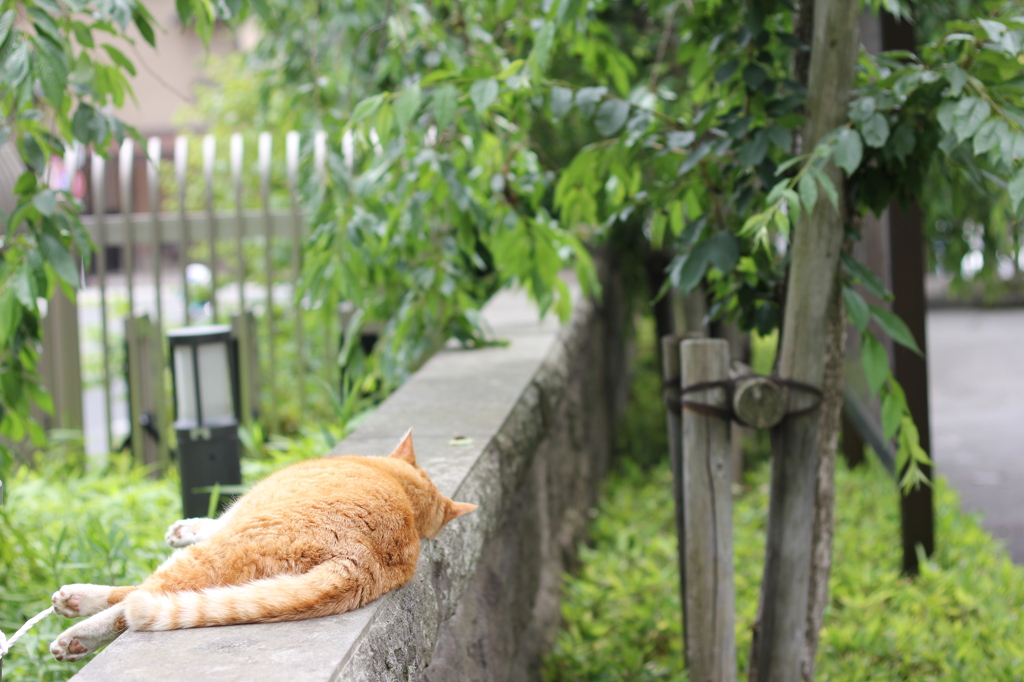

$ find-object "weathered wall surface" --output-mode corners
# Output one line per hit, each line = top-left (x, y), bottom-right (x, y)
(72, 271), (627, 682)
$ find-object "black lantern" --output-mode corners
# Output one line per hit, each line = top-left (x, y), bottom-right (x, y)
(168, 325), (242, 518)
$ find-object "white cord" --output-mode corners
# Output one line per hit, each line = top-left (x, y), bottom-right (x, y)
(0, 606), (54, 658)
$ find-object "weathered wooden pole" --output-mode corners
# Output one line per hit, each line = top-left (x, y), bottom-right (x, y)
(750, 0), (860, 679)
(680, 338), (736, 682)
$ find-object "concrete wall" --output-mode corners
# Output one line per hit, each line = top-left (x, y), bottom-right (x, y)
(72, 271), (628, 681)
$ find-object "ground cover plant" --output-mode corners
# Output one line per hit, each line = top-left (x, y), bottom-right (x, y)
(0, 433), (329, 682)
(543, 366), (1024, 681)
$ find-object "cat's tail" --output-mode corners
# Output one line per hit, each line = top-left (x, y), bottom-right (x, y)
(123, 559), (387, 630)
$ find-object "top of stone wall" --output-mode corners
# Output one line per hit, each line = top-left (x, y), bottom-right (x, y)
(71, 282), (586, 682)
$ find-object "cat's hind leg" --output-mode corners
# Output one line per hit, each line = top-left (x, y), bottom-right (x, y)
(165, 515), (227, 547)
(52, 584), (137, 619)
(49, 603), (127, 662)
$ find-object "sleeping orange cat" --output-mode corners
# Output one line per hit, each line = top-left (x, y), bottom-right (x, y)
(48, 430), (475, 662)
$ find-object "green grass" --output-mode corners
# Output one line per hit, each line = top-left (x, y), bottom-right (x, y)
(543, 394), (1024, 681)
(0, 433), (330, 682)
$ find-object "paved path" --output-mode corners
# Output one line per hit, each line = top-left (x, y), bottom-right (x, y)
(928, 308), (1024, 563)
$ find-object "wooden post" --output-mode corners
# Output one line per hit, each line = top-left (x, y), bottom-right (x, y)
(680, 338), (736, 682)
(660, 334), (688, 665)
(125, 315), (169, 472)
(231, 312), (260, 426)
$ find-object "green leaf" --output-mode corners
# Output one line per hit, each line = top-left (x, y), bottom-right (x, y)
(1009, 168), (1024, 213)
(650, 212), (667, 249)
(550, 86), (573, 120)
(594, 99), (630, 137)
(881, 390), (903, 441)
(34, 36), (68, 110)
(469, 79), (498, 115)
(134, 6), (156, 46)
(1001, 131), (1024, 166)
(375, 101), (393, 142)
(861, 113), (890, 148)
(351, 93), (385, 123)
(834, 128), (863, 175)
(766, 125), (792, 151)
(869, 305), (922, 355)
(0, 10), (15, 49)
(496, 59), (524, 80)
(798, 172), (818, 213)
(861, 333), (890, 396)
(714, 59), (738, 83)
(671, 232), (738, 293)
(809, 166), (839, 211)
(27, 7), (60, 42)
(973, 118), (1006, 155)
(0, 289), (20, 340)
(393, 86), (422, 132)
(668, 200), (684, 235)
(738, 130), (770, 167)
(32, 189), (57, 216)
(952, 97), (991, 143)
(529, 21), (555, 74)
(11, 267), (34, 306)
(849, 96), (876, 125)
(888, 122), (916, 162)
(431, 84), (458, 129)
(2, 42), (30, 87)
(39, 232), (79, 287)
(841, 252), (888, 300)
(843, 285), (869, 333)
(574, 86), (607, 117)
(102, 44), (136, 76)
(742, 64), (767, 90)
(13, 171), (36, 195)
(946, 64), (968, 97)
(936, 100), (956, 133)
(72, 103), (97, 143)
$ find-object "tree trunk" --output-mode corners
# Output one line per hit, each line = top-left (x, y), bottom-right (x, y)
(801, 275), (846, 681)
(748, 0), (860, 679)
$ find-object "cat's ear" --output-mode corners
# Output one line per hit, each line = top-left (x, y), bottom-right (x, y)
(389, 428), (416, 465)
(444, 500), (477, 524)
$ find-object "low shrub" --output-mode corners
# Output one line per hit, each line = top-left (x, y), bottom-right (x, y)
(544, 455), (1024, 681)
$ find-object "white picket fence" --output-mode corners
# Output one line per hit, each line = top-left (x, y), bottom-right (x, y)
(43, 131), (340, 462)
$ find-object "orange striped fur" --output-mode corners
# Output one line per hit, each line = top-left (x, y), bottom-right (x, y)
(49, 431), (475, 662)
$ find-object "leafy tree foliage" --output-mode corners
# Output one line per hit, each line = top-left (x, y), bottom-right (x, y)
(2, 0), (1024, 490)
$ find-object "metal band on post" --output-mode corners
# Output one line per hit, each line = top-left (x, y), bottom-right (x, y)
(663, 374), (823, 429)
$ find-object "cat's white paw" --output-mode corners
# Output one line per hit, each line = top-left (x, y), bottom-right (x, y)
(49, 634), (93, 662)
(165, 517), (214, 547)
(52, 584), (111, 619)
(50, 604), (126, 662)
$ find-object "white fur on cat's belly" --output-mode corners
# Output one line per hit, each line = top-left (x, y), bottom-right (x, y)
(51, 584), (113, 619)
(49, 604), (125, 662)
(164, 517), (222, 547)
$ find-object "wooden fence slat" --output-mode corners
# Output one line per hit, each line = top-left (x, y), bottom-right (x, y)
(680, 338), (736, 682)
(202, 135), (219, 321)
(174, 136), (190, 323)
(286, 130), (305, 416)
(258, 132), (277, 433)
(91, 151), (114, 454)
(230, 133), (253, 427)
(146, 137), (163, 334)
(118, 139), (136, 318)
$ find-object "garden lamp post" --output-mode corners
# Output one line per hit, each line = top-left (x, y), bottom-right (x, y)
(168, 325), (242, 518)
